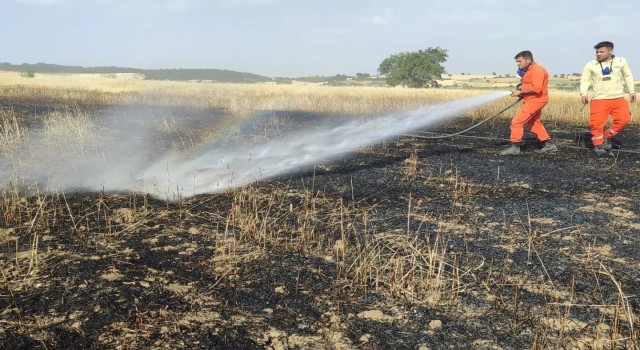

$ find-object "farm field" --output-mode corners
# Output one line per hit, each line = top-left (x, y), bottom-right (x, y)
(1, 73), (639, 349)
(437, 73), (585, 91)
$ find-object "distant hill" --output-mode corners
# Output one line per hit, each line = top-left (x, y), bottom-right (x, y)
(0, 62), (273, 83)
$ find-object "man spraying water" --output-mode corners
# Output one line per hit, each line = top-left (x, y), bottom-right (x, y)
(499, 50), (557, 156)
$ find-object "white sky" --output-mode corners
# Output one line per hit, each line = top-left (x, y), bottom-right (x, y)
(2, 0), (639, 77)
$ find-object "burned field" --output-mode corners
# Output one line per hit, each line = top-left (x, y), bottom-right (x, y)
(1, 101), (640, 349)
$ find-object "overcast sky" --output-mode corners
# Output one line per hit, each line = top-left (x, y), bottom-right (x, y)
(2, 0), (639, 77)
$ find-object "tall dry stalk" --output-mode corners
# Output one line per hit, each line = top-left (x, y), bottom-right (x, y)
(0, 110), (28, 152)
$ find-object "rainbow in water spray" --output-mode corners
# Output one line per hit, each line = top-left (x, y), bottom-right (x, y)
(134, 91), (510, 198)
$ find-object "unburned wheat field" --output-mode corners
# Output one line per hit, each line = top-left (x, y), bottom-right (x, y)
(1, 75), (639, 349)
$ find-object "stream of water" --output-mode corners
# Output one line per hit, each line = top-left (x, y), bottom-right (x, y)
(136, 91), (510, 198)
(0, 91), (510, 198)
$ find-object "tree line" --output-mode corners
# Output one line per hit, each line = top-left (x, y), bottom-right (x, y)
(0, 62), (272, 83)
(2, 47), (450, 87)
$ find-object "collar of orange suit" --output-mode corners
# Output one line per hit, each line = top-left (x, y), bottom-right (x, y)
(521, 61), (537, 75)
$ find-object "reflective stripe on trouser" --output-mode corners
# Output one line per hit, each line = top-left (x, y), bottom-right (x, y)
(589, 97), (632, 146)
(510, 99), (550, 143)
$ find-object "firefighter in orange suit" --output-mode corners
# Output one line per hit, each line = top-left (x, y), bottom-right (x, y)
(499, 50), (557, 155)
(580, 41), (636, 155)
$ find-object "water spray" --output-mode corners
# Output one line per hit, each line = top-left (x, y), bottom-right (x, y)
(403, 97), (521, 140)
(134, 91), (511, 198)
(0, 91), (511, 199)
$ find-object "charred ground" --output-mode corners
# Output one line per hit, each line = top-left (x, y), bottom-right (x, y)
(1, 102), (639, 349)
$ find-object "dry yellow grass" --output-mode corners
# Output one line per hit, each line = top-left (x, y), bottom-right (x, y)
(0, 70), (491, 115)
(1, 70), (638, 124)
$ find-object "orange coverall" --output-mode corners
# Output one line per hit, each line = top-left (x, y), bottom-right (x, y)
(510, 62), (551, 144)
(589, 98), (631, 145)
(580, 56), (635, 146)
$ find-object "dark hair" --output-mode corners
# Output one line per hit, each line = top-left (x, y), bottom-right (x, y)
(514, 50), (534, 61)
(594, 41), (614, 49)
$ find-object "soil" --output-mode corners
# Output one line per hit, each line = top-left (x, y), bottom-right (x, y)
(1, 101), (639, 349)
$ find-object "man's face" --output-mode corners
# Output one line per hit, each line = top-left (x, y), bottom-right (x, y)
(515, 57), (531, 70)
(595, 47), (613, 61)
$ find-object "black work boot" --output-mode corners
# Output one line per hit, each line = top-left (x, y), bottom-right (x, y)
(603, 137), (612, 150)
(535, 141), (558, 153)
(499, 143), (521, 156)
(594, 144), (607, 156)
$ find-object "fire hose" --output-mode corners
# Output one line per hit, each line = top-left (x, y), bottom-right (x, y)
(408, 96), (522, 139)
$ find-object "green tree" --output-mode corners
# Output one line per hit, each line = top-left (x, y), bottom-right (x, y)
(378, 47), (448, 88)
